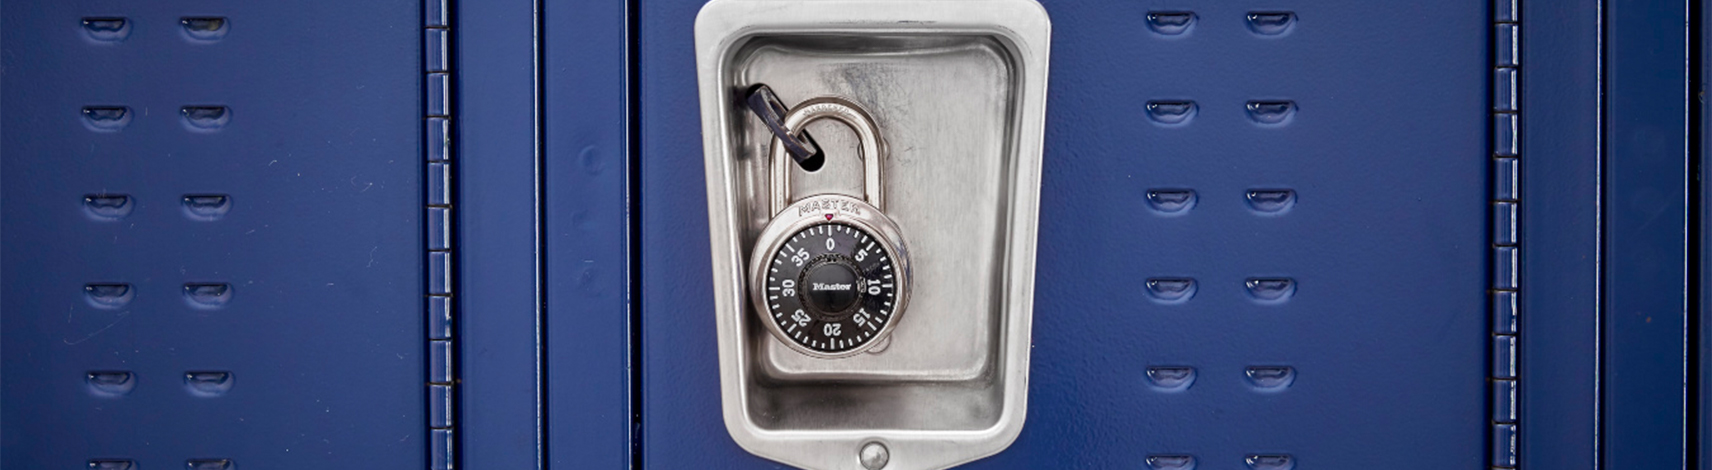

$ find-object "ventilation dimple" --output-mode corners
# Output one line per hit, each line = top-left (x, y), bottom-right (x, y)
(186, 458), (235, 470)
(88, 459), (137, 470)
(82, 106), (131, 132)
(1244, 189), (1296, 213)
(1245, 12), (1297, 36)
(181, 106), (231, 131)
(1145, 366), (1196, 391)
(1144, 278), (1197, 303)
(182, 194), (232, 221)
(1145, 12), (1196, 36)
(83, 194), (134, 220)
(1146, 455), (1197, 470)
(1245, 454), (1295, 470)
(1244, 366), (1296, 390)
(81, 18), (130, 42)
(84, 283), (134, 309)
(184, 371), (234, 397)
(1244, 277), (1297, 303)
(180, 17), (229, 41)
(183, 283), (233, 309)
(1245, 100), (1297, 125)
(87, 371), (136, 397)
(1145, 189), (1196, 213)
(1145, 101), (1197, 126)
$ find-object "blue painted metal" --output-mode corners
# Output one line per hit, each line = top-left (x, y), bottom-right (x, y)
(1605, 0), (1692, 467)
(542, 0), (634, 467)
(1, 1), (424, 468)
(642, 0), (1490, 467)
(453, 0), (546, 467)
(1518, 0), (1604, 467)
(638, 0), (778, 466)
(1701, 0), (1712, 465)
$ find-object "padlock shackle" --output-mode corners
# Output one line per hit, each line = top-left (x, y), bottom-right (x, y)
(769, 98), (886, 216)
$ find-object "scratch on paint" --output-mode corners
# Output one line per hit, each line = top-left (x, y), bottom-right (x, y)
(64, 311), (131, 345)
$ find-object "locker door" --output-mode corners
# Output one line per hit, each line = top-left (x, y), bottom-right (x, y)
(2, 1), (427, 467)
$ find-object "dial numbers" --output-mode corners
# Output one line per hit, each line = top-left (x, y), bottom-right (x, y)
(763, 222), (898, 354)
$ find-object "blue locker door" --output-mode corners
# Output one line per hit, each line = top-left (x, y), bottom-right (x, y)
(639, 0), (1492, 468)
(996, 1), (1493, 466)
(1, 1), (427, 467)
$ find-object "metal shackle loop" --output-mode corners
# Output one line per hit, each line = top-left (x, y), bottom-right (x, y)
(769, 98), (886, 216)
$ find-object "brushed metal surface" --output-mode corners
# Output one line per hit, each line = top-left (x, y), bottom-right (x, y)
(741, 35), (1011, 380)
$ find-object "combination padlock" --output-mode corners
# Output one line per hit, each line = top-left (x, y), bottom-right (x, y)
(747, 97), (912, 358)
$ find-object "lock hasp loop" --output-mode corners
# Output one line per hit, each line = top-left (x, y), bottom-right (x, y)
(768, 97), (886, 215)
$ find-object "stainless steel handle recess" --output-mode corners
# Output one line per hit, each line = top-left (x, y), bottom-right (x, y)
(696, 0), (1051, 468)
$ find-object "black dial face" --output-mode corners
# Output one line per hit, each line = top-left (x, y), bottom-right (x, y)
(762, 222), (899, 354)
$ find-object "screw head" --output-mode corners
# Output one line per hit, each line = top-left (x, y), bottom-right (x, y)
(859, 441), (890, 469)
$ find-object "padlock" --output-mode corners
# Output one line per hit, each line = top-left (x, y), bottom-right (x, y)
(747, 97), (912, 358)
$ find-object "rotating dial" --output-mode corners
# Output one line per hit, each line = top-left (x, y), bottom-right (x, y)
(762, 222), (899, 354)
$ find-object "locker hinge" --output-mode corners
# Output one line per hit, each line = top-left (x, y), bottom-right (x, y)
(1491, 0), (1519, 468)
(425, 0), (457, 468)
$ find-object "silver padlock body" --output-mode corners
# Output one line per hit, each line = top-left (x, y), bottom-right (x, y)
(749, 193), (911, 358)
